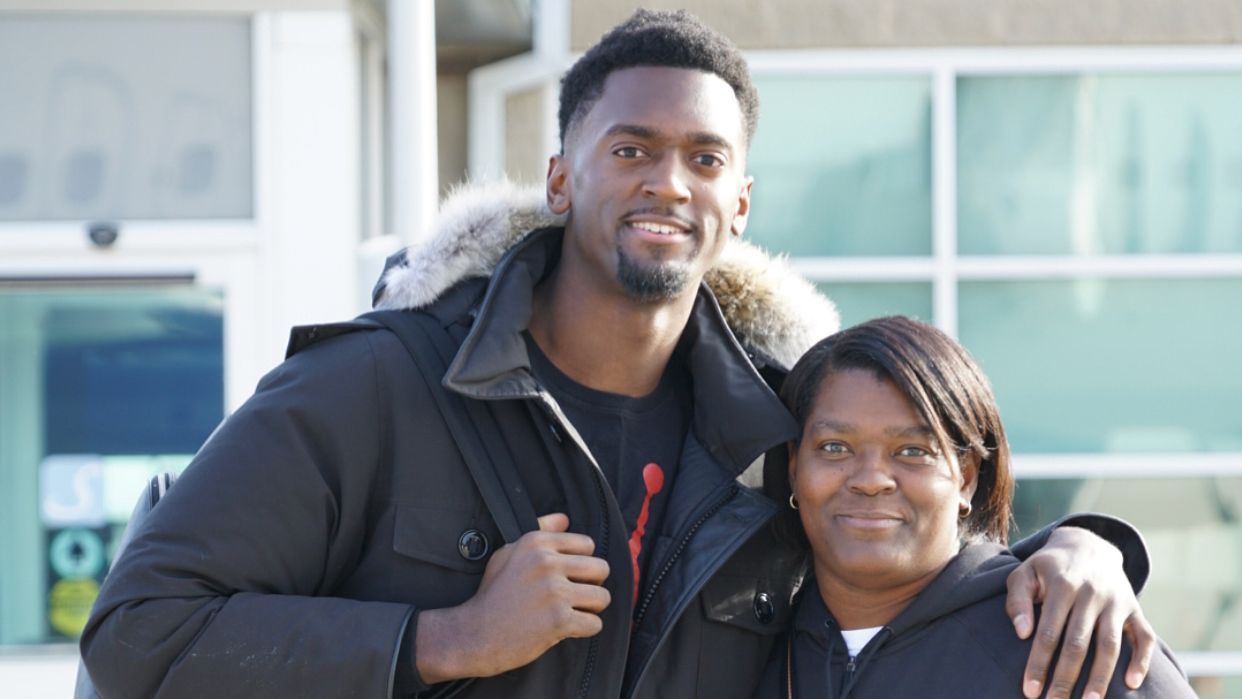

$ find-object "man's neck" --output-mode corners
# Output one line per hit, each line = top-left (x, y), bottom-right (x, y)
(527, 261), (698, 398)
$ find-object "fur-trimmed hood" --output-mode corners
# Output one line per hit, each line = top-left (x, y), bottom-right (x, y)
(374, 181), (839, 369)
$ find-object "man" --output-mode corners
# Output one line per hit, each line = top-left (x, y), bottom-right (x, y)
(82, 10), (1155, 699)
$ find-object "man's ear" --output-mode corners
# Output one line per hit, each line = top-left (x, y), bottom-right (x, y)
(731, 175), (753, 237)
(547, 154), (571, 215)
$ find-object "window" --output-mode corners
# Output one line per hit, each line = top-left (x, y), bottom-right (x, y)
(0, 15), (253, 222)
(0, 284), (223, 644)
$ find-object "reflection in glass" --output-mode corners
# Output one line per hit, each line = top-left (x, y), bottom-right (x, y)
(815, 281), (932, 329)
(958, 73), (1242, 255)
(747, 76), (932, 256)
(0, 286), (223, 643)
(0, 16), (253, 221)
(959, 279), (1242, 454)
(1013, 476), (1242, 655)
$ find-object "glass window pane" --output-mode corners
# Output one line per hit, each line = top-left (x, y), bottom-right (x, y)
(958, 279), (1242, 453)
(0, 16), (253, 221)
(747, 76), (932, 256)
(0, 285), (223, 644)
(816, 281), (933, 328)
(1013, 476), (1242, 654)
(958, 73), (1242, 255)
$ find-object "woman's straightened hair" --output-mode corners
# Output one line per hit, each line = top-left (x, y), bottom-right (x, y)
(780, 316), (1014, 544)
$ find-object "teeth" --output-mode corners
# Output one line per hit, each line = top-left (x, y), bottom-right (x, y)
(632, 222), (681, 235)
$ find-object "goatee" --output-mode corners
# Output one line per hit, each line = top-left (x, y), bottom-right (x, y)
(616, 246), (690, 302)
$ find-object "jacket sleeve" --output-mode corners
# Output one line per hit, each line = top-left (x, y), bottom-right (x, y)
(1009, 513), (1151, 594)
(80, 331), (415, 699)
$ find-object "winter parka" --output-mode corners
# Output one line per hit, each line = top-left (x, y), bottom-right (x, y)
(79, 183), (840, 699)
(80, 183), (1148, 699)
(754, 543), (1193, 699)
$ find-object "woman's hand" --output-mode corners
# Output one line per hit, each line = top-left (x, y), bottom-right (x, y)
(1005, 526), (1157, 699)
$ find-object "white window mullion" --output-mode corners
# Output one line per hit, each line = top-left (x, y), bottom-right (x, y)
(931, 65), (958, 337)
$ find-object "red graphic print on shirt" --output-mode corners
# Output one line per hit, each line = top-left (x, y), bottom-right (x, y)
(629, 462), (665, 603)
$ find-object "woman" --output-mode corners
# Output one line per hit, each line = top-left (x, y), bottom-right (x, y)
(757, 316), (1193, 698)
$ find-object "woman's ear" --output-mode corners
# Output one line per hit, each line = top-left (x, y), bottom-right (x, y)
(958, 452), (980, 508)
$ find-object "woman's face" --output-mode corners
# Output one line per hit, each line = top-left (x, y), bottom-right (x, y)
(789, 369), (978, 591)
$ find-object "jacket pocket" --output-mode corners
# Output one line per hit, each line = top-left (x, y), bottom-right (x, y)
(391, 505), (500, 575)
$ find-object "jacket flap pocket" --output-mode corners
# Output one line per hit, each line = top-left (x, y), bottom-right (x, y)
(700, 573), (792, 635)
(392, 505), (498, 574)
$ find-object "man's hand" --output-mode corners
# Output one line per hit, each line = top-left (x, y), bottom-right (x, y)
(1006, 526), (1156, 699)
(415, 513), (610, 683)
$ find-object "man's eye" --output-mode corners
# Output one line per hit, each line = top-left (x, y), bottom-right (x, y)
(614, 146), (643, 158)
(694, 154), (724, 167)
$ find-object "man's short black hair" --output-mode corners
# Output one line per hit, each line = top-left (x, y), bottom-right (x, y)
(558, 9), (759, 151)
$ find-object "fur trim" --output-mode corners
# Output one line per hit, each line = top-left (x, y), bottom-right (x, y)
(375, 180), (564, 310)
(375, 180), (839, 367)
(705, 240), (839, 369)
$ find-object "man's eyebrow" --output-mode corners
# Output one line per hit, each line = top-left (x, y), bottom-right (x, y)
(604, 124), (660, 140)
(602, 125), (734, 152)
(686, 131), (733, 152)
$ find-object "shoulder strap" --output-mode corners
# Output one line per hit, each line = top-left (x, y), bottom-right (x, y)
(362, 310), (538, 545)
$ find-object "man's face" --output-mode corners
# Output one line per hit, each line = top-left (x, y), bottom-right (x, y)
(547, 66), (753, 303)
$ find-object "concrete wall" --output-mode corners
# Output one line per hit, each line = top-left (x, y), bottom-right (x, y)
(571, 0), (1242, 49)
(505, 86), (548, 186)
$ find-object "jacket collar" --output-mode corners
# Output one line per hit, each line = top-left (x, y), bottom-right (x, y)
(372, 180), (839, 370)
(440, 226), (797, 474)
(793, 542), (1017, 639)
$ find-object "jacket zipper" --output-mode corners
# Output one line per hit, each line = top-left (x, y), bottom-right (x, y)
(536, 395), (613, 699)
(631, 484), (737, 631)
(577, 461), (609, 699)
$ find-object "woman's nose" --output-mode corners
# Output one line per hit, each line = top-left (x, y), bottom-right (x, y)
(846, 452), (897, 496)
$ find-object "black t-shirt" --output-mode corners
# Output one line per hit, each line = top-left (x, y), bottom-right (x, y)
(524, 334), (692, 608)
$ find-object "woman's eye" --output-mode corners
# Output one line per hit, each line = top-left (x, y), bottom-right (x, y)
(897, 446), (932, 459)
(819, 442), (849, 455)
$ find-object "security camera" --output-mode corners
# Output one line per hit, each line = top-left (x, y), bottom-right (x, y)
(87, 222), (119, 248)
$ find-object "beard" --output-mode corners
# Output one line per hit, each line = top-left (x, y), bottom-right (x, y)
(616, 244), (692, 302)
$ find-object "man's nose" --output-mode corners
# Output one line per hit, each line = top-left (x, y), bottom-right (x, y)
(641, 154), (691, 203)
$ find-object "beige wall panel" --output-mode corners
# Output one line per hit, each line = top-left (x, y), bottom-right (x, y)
(0, 0), (348, 11)
(571, 0), (1242, 49)
(505, 87), (548, 186)
(437, 73), (469, 196)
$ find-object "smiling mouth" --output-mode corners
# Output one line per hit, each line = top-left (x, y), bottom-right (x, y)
(835, 513), (904, 529)
(629, 221), (684, 235)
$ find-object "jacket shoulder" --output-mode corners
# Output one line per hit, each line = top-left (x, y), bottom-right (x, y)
(285, 319), (386, 359)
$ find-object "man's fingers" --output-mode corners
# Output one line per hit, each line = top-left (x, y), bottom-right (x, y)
(561, 554), (610, 585)
(567, 580), (612, 613)
(1080, 608), (1125, 699)
(1124, 613), (1157, 690)
(1005, 565), (1040, 640)
(1021, 585), (1071, 699)
(560, 609), (604, 639)
(1043, 599), (1101, 699)
(537, 512), (570, 533)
